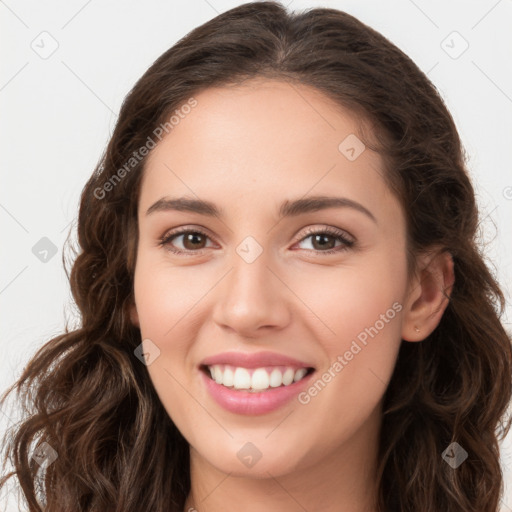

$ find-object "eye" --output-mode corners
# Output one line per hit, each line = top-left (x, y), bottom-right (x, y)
(158, 225), (355, 256)
(158, 227), (214, 256)
(293, 226), (355, 255)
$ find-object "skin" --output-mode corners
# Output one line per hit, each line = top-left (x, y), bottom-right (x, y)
(129, 78), (454, 512)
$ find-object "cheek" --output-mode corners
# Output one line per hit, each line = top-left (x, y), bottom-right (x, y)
(131, 259), (201, 406)
(292, 253), (405, 418)
(293, 255), (405, 348)
(132, 254), (211, 343)
(132, 261), (205, 437)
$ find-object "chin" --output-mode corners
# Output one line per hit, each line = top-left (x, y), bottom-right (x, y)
(192, 438), (310, 479)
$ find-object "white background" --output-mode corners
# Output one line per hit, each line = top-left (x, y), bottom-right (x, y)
(1, 0), (511, 510)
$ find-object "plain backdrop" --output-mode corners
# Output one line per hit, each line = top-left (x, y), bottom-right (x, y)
(1, 0), (511, 510)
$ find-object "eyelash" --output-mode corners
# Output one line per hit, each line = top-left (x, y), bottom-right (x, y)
(158, 225), (355, 256)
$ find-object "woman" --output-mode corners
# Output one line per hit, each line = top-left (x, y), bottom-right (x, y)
(1, 2), (511, 511)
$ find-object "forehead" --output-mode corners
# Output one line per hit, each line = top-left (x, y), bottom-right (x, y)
(139, 79), (399, 223)
(147, 78), (373, 165)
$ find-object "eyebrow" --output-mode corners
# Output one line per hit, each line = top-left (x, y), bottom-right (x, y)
(145, 195), (377, 223)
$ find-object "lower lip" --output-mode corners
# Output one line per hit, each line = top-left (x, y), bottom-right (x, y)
(200, 368), (315, 415)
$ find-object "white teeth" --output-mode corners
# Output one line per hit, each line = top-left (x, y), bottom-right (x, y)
(251, 368), (270, 390)
(223, 366), (234, 387)
(233, 367), (251, 390)
(282, 368), (295, 386)
(269, 368), (282, 387)
(294, 368), (308, 382)
(213, 365), (223, 384)
(206, 364), (311, 391)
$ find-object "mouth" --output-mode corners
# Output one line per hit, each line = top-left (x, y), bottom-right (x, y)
(200, 364), (316, 393)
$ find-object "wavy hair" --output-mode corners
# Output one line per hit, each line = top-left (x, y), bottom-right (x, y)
(1, 2), (511, 511)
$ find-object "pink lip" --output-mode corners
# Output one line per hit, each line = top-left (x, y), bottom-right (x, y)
(200, 350), (314, 370)
(200, 368), (315, 415)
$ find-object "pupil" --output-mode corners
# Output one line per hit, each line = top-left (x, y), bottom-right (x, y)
(186, 233), (203, 248)
(315, 234), (333, 249)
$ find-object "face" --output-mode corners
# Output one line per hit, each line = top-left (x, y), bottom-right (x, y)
(130, 79), (412, 479)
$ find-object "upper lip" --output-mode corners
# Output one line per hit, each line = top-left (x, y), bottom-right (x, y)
(200, 351), (315, 370)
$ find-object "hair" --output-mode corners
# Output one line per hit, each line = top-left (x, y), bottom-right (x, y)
(1, 2), (511, 511)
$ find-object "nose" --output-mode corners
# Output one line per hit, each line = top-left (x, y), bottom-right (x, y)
(211, 244), (292, 338)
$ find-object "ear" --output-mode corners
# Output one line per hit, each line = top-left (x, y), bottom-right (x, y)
(129, 300), (140, 328)
(401, 249), (455, 342)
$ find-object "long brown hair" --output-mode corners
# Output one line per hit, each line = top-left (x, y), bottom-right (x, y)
(1, 2), (511, 511)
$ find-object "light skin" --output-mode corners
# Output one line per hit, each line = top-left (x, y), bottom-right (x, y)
(129, 78), (454, 512)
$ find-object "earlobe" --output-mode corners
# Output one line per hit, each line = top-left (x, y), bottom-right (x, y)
(401, 250), (455, 342)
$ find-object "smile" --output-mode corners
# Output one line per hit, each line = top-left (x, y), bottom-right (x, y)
(202, 364), (315, 392)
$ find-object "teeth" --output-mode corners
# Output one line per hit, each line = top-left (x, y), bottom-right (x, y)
(294, 368), (308, 382)
(223, 366), (234, 387)
(269, 368), (282, 387)
(206, 364), (311, 391)
(233, 367), (251, 389)
(213, 365), (223, 384)
(250, 368), (269, 390)
(282, 368), (295, 386)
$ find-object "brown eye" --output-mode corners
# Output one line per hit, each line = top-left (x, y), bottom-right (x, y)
(158, 225), (355, 257)
(180, 232), (208, 250)
(159, 228), (213, 255)
(295, 227), (355, 255)
(309, 233), (337, 251)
